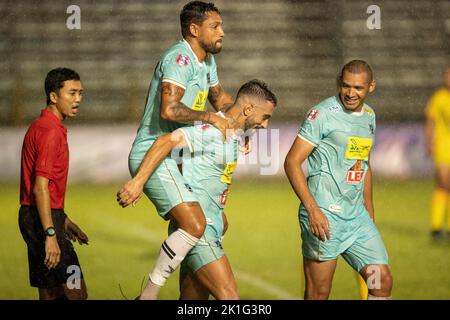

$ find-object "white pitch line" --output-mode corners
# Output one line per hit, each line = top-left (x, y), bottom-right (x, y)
(97, 212), (301, 300)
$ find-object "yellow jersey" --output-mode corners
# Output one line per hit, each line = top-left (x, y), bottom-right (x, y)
(426, 88), (450, 164)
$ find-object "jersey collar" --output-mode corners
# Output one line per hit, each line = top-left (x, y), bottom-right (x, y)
(335, 95), (365, 117)
(41, 108), (66, 130)
(181, 39), (205, 67)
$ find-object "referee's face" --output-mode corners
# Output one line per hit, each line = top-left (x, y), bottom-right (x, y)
(55, 80), (84, 119)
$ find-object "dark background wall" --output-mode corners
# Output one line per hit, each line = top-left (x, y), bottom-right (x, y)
(1, 0), (449, 124)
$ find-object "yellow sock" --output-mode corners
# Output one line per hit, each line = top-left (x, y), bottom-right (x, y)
(431, 189), (447, 231)
(355, 272), (368, 300)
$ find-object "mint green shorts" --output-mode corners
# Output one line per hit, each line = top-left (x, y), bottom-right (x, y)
(299, 208), (389, 272)
(169, 220), (225, 274)
(129, 158), (199, 218)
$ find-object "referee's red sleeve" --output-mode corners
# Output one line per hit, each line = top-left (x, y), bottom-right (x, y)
(35, 128), (59, 179)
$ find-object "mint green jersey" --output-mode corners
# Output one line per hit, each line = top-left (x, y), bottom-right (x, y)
(129, 39), (219, 161)
(298, 96), (376, 220)
(179, 116), (239, 238)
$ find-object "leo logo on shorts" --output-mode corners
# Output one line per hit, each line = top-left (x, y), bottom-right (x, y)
(345, 136), (373, 160)
(346, 160), (364, 184)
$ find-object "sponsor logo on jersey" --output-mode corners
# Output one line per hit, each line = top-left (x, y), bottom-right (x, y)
(346, 160), (364, 183)
(184, 183), (193, 192)
(328, 105), (340, 113)
(219, 189), (229, 207)
(207, 73), (211, 84)
(192, 90), (208, 111)
(328, 204), (342, 213)
(176, 54), (189, 66)
(306, 109), (319, 121)
(345, 136), (373, 160)
(220, 162), (237, 185)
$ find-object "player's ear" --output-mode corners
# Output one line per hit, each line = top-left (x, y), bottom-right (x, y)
(189, 23), (200, 38)
(243, 104), (254, 116)
(49, 91), (58, 104)
(368, 80), (376, 93)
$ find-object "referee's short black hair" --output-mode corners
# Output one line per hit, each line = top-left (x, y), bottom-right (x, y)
(45, 68), (80, 105)
(236, 79), (278, 107)
(180, 1), (220, 38)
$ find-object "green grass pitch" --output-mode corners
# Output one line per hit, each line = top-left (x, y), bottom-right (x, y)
(0, 177), (449, 299)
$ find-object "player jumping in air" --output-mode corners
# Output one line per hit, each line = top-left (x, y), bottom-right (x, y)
(116, 1), (235, 300)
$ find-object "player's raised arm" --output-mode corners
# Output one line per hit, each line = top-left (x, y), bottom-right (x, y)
(117, 130), (189, 208)
(208, 83), (234, 112)
(284, 137), (330, 241)
(160, 82), (231, 139)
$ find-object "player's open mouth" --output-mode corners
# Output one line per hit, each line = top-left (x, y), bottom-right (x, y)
(344, 97), (359, 105)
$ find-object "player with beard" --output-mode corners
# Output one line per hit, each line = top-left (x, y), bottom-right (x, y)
(118, 80), (277, 299)
(117, 2), (235, 299)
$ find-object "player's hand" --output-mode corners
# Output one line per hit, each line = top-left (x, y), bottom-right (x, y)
(209, 113), (235, 142)
(308, 208), (330, 241)
(65, 218), (89, 245)
(44, 236), (61, 269)
(117, 179), (144, 208)
(239, 136), (252, 154)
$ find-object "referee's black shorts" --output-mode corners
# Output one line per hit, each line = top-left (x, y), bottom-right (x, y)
(18, 206), (83, 288)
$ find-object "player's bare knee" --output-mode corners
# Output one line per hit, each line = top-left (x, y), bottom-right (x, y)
(65, 288), (88, 300)
(306, 283), (331, 300)
(380, 269), (393, 293)
(216, 286), (239, 300)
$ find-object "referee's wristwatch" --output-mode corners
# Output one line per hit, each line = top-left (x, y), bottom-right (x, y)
(44, 227), (56, 237)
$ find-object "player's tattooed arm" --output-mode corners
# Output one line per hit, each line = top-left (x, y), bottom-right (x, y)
(160, 81), (233, 140)
(208, 83), (234, 112)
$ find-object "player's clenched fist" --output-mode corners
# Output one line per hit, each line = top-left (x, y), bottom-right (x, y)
(117, 179), (143, 208)
(308, 208), (331, 242)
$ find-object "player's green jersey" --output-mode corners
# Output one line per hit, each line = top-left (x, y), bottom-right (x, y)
(179, 113), (239, 238)
(129, 39), (219, 161)
(298, 96), (376, 220)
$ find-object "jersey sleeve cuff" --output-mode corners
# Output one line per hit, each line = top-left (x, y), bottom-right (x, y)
(209, 80), (219, 87)
(162, 78), (187, 90)
(297, 134), (318, 147)
(35, 171), (53, 180)
(178, 128), (194, 153)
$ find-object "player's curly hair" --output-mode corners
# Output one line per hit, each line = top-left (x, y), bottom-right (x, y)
(237, 79), (278, 107)
(45, 67), (80, 105)
(180, 1), (220, 38)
